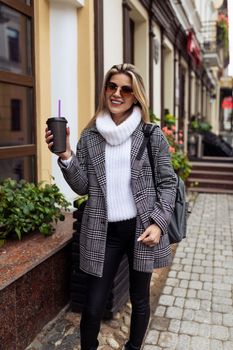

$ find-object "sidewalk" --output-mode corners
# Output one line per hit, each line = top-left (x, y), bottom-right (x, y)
(26, 193), (233, 350)
(144, 193), (233, 350)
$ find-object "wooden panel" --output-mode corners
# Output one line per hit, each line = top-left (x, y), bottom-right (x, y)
(0, 145), (36, 159)
(0, 71), (34, 87)
(0, 0), (33, 17)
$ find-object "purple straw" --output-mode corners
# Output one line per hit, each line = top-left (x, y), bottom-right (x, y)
(58, 99), (61, 117)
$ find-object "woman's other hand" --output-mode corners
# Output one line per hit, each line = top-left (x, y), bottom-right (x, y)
(137, 224), (162, 247)
(45, 126), (72, 160)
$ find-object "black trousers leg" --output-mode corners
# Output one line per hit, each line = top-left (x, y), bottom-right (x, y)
(80, 218), (152, 350)
(128, 268), (152, 348)
(125, 233), (152, 350)
(80, 219), (136, 350)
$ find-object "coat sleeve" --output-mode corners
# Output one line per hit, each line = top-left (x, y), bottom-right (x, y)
(150, 129), (178, 234)
(58, 130), (89, 195)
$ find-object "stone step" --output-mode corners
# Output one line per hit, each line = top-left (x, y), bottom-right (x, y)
(189, 170), (233, 181)
(188, 160), (233, 193)
(190, 162), (233, 173)
(188, 186), (233, 194)
(187, 177), (233, 190)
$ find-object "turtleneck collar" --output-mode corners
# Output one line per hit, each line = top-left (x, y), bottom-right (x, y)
(96, 106), (142, 146)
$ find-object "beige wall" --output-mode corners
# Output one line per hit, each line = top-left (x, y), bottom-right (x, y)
(196, 79), (201, 115)
(130, 0), (149, 95)
(180, 58), (189, 153)
(203, 86), (206, 118)
(174, 50), (179, 119)
(152, 23), (161, 121)
(163, 37), (174, 116)
(34, 0), (51, 183)
(190, 72), (196, 118)
(103, 0), (123, 71)
(77, 0), (95, 135)
(34, 0), (95, 186)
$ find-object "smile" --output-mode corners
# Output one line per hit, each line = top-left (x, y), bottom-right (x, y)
(111, 99), (123, 105)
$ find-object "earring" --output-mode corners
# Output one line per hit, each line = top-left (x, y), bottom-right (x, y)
(134, 100), (137, 104)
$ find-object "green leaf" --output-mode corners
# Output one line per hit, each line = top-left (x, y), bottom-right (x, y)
(39, 223), (52, 235)
(59, 214), (65, 221)
(15, 227), (22, 240)
(0, 239), (5, 247)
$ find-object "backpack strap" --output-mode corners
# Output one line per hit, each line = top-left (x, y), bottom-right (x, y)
(136, 124), (157, 161)
(143, 124), (157, 188)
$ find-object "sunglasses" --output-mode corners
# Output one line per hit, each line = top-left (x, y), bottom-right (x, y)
(105, 82), (134, 98)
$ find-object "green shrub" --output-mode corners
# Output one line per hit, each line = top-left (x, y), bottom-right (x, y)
(149, 110), (160, 124)
(0, 178), (70, 245)
(191, 120), (212, 132)
(162, 113), (192, 181)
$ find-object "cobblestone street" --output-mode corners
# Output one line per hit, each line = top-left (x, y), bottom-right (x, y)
(144, 193), (233, 350)
(26, 193), (233, 350)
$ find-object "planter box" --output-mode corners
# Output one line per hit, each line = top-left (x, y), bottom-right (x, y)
(0, 213), (74, 350)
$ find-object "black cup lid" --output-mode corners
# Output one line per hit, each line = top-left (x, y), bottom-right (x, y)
(46, 117), (67, 123)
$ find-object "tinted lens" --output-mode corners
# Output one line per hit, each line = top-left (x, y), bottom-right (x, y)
(106, 82), (117, 93)
(105, 82), (133, 97)
(121, 86), (133, 95)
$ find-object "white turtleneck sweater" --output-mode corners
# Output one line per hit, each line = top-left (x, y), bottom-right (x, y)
(96, 107), (141, 222)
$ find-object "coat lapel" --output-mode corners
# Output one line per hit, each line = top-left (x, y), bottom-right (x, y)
(131, 123), (151, 229)
(88, 128), (107, 198)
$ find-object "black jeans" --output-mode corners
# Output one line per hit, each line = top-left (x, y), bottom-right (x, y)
(80, 218), (152, 350)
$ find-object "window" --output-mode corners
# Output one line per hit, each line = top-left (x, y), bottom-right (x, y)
(0, 1), (36, 182)
(0, 156), (35, 182)
(0, 4), (32, 75)
(7, 28), (20, 63)
(11, 99), (21, 131)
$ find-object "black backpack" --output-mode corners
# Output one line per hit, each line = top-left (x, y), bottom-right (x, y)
(143, 124), (188, 244)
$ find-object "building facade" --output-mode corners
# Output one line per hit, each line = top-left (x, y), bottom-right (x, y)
(0, 0), (228, 202)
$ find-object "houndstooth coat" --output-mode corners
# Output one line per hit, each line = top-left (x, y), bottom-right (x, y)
(59, 121), (177, 277)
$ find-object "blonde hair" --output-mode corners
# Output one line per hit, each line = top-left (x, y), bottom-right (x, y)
(86, 63), (150, 128)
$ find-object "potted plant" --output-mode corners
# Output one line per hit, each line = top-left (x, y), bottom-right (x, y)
(162, 113), (192, 181)
(0, 178), (70, 247)
(190, 119), (212, 133)
(217, 13), (228, 51)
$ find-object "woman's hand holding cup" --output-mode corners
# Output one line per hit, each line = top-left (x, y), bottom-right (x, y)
(45, 126), (72, 160)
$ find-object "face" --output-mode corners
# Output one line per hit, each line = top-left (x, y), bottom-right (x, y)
(105, 73), (136, 123)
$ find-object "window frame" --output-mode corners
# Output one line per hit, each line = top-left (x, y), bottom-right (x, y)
(0, 0), (37, 181)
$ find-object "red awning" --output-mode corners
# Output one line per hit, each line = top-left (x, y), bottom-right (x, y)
(187, 31), (202, 65)
(222, 96), (233, 109)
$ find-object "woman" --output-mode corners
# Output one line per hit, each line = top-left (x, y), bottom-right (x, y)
(45, 63), (177, 350)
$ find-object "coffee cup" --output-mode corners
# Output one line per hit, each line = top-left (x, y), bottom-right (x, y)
(46, 117), (67, 153)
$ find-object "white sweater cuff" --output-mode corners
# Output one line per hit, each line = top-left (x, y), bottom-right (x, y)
(59, 155), (73, 167)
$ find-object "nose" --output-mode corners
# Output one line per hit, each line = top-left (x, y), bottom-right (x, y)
(113, 86), (122, 97)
